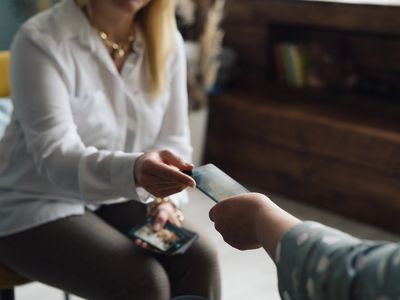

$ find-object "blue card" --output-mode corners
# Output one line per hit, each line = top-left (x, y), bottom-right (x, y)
(187, 164), (249, 202)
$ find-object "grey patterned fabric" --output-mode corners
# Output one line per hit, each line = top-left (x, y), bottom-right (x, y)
(277, 221), (400, 300)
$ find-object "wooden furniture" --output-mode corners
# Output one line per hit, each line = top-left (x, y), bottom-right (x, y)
(205, 0), (400, 232)
(0, 264), (31, 300)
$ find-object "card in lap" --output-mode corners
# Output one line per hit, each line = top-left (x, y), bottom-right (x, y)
(185, 163), (249, 203)
(127, 218), (198, 255)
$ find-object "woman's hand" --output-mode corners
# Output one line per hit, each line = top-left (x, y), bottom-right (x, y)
(134, 150), (196, 198)
(151, 202), (182, 230)
(135, 201), (182, 253)
(209, 193), (272, 250)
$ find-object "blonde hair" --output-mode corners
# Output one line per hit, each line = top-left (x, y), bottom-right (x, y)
(137, 0), (177, 96)
(76, 0), (177, 96)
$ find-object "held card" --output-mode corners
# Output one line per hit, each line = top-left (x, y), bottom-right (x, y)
(185, 163), (249, 203)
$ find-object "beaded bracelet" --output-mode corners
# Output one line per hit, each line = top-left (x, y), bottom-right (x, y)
(147, 197), (185, 222)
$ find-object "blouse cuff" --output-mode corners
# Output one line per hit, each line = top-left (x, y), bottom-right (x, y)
(168, 189), (189, 208)
(111, 151), (143, 200)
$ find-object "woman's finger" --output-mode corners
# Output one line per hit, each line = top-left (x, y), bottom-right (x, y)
(153, 209), (169, 231)
(168, 212), (181, 227)
(151, 186), (188, 199)
(154, 163), (195, 187)
(141, 164), (194, 189)
(135, 239), (144, 247)
(143, 181), (187, 198)
(160, 150), (194, 170)
(135, 240), (161, 254)
(145, 180), (186, 191)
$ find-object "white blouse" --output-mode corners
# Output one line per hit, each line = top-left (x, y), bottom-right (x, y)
(0, 0), (192, 237)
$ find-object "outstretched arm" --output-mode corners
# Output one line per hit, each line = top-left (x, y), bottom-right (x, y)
(209, 193), (300, 259)
(209, 193), (400, 300)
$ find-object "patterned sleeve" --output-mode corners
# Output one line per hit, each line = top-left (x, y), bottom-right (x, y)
(276, 221), (400, 300)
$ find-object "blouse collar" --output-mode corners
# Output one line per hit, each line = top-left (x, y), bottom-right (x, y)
(56, 0), (143, 76)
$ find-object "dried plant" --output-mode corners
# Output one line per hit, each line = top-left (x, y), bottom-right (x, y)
(182, 0), (226, 110)
(199, 0), (225, 94)
(176, 0), (196, 25)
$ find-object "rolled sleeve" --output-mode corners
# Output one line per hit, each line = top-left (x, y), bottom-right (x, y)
(169, 189), (189, 207)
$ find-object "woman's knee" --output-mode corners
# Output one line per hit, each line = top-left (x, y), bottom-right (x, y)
(102, 254), (171, 300)
(192, 237), (220, 273)
(165, 236), (221, 300)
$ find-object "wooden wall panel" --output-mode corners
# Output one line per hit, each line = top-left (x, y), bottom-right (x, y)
(225, 0), (400, 35)
(207, 92), (400, 175)
(205, 93), (400, 231)
(207, 0), (400, 232)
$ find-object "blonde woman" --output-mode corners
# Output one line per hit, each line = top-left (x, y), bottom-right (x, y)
(0, 0), (220, 299)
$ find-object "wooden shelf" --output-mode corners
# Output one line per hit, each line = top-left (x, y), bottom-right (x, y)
(250, 85), (400, 134)
(209, 0), (400, 232)
(224, 0), (400, 34)
(304, 0), (400, 7)
(205, 90), (400, 232)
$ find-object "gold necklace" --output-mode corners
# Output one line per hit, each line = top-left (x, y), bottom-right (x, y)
(81, 2), (135, 60)
(98, 30), (135, 59)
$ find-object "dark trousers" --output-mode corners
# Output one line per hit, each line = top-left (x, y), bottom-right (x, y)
(0, 201), (221, 300)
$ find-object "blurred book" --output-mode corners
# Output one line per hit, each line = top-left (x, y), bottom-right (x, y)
(274, 42), (307, 88)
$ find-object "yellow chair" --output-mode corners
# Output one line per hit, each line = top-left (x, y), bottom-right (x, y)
(0, 51), (70, 300)
(0, 51), (10, 98)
